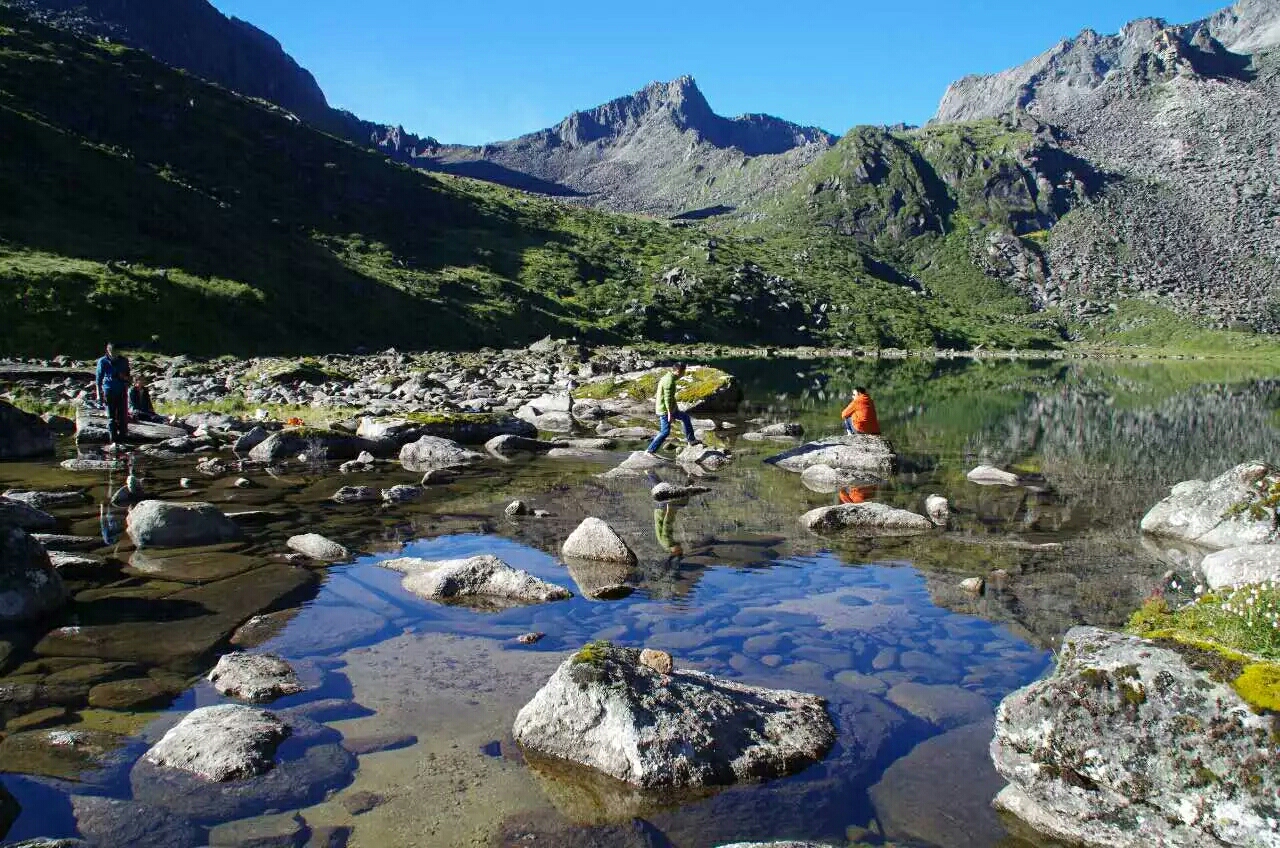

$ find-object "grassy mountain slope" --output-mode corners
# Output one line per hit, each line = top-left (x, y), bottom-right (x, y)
(0, 8), (1064, 357)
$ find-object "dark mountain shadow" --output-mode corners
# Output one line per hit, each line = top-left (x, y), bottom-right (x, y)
(424, 159), (583, 197)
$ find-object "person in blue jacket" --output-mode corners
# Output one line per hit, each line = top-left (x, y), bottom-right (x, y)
(95, 342), (131, 444)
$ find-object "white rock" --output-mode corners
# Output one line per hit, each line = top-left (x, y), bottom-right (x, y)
(562, 517), (637, 564)
(207, 653), (303, 703)
(143, 704), (289, 782)
(1141, 462), (1280, 549)
(966, 465), (1021, 486)
(925, 494), (951, 526)
(379, 555), (570, 606)
(799, 503), (934, 536)
(1199, 545), (1280, 590)
(286, 533), (350, 562)
(766, 434), (896, 478)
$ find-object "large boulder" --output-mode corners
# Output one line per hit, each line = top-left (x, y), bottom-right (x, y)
(207, 653), (304, 703)
(512, 643), (835, 789)
(764, 435), (896, 479)
(143, 704), (290, 782)
(0, 401), (57, 459)
(799, 503), (934, 536)
(0, 527), (67, 623)
(992, 626), (1280, 848)
(248, 429), (372, 463)
(1199, 545), (1280, 590)
(379, 555), (571, 607)
(398, 436), (485, 473)
(562, 518), (637, 565)
(126, 501), (244, 548)
(1141, 462), (1280, 550)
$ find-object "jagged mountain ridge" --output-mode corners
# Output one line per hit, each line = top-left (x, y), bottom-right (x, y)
(427, 75), (837, 215)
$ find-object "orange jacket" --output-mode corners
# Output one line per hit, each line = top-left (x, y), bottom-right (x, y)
(841, 394), (880, 435)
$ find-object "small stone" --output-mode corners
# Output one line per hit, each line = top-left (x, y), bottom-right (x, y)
(233, 478), (253, 489)
(960, 577), (985, 594)
(517, 632), (546, 645)
(639, 648), (674, 675)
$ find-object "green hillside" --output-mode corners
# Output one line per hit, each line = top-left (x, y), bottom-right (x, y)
(0, 7), (1062, 356)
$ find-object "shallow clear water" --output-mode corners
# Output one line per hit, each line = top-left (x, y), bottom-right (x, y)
(1, 356), (1277, 847)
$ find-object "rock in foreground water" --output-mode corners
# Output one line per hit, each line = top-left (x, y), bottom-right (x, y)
(398, 435), (485, 473)
(799, 503), (934, 536)
(144, 704), (290, 782)
(207, 653), (304, 703)
(562, 517), (637, 564)
(513, 643), (835, 789)
(126, 501), (244, 548)
(992, 626), (1280, 848)
(286, 533), (350, 562)
(1141, 462), (1280, 549)
(380, 555), (571, 607)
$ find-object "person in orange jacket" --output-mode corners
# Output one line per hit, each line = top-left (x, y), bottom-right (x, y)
(841, 386), (881, 436)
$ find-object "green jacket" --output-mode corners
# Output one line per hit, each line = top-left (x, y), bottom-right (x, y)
(655, 371), (680, 415)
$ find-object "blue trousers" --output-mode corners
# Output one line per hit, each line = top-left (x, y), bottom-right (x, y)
(648, 411), (696, 452)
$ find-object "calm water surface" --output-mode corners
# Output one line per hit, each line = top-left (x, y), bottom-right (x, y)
(1, 357), (1277, 848)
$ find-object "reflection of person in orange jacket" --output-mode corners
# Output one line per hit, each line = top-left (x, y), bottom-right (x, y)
(841, 387), (881, 435)
(838, 485), (876, 504)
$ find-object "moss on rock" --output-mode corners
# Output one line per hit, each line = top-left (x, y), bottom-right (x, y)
(573, 366), (741, 412)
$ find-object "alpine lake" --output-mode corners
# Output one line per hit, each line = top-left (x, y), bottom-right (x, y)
(2, 354), (1277, 848)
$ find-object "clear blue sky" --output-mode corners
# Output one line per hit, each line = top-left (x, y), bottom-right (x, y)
(212, 0), (1227, 144)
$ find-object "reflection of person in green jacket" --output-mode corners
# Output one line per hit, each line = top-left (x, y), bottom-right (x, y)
(654, 502), (684, 558)
(646, 363), (701, 454)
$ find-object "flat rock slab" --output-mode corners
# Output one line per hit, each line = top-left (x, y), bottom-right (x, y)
(126, 500), (244, 548)
(799, 503), (934, 536)
(144, 704), (290, 781)
(486, 434), (558, 458)
(208, 812), (309, 848)
(513, 644), (835, 789)
(127, 549), (262, 584)
(208, 652), (304, 703)
(993, 626), (1280, 848)
(61, 457), (126, 472)
(562, 517), (637, 564)
(765, 434), (896, 478)
(1142, 462), (1280, 550)
(75, 407), (188, 444)
(1200, 545), (1280, 589)
(30, 534), (100, 552)
(380, 554), (571, 607)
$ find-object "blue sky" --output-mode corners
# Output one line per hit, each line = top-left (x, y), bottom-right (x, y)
(212, 0), (1227, 145)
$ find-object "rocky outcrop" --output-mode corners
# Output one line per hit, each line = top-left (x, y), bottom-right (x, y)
(143, 704), (290, 782)
(799, 503), (934, 536)
(1141, 462), (1280, 549)
(398, 436), (485, 473)
(765, 435), (896, 479)
(126, 500), (244, 548)
(207, 653), (303, 703)
(562, 517), (637, 564)
(512, 643), (836, 789)
(379, 555), (571, 607)
(0, 400), (56, 459)
(0, 526), (67, 623)
(1199, 544), (1280, 590)
(992, 626), (1280, 848)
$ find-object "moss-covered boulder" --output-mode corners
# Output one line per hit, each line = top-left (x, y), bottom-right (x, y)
(573, 367), (742, 414)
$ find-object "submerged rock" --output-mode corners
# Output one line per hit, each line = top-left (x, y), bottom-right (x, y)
(599, 450), (670, 479)
(0, 527), (68, 623)
(799, 503), (933, 536)
(0, 400), (57, 459)
(513, 644), (835, 789)
(398, 435), (485, 473)
(765, 434), (896, 479)
(1200, 545), (1280, 590)
(992, 626), (1280, 848)
(380, 555), (571, 607)
(1141, 462), (1280, 549)
(126, 500), (244, 548)
(287, 533), (350, 562)
(70, 795), (201, 848)
(562, 517), (637, 564)
(143, 704), (290, 782)
(966, 465), (1022, 486)
(207, 653), (304, 703)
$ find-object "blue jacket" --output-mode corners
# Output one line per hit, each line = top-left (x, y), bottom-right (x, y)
(96, 355), (128, 393)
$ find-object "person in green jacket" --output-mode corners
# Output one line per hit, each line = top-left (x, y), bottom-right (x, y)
(646, 363), (700, 453)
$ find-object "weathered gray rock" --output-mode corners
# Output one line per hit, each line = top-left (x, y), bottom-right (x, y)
(330, 485), (379, 505)
(799, 503), (934, 536)
(208, 653), (304, 703)
(486, 434), (557, 458)
(0, 527), (68, 623)
(756, 422), (805, 438)
(993, 626), (1280, 848)
(2, 489), (86, 510)
(287, 533), (350, 562)
(379, 555), (571, 607)
(60, 457), (125, 472)
(1200, 544), (1280, 590)
(381, 484), (422, 504)
(0, 498), (57, 531)
(126, 500), (244, 548)
(233, 426), (270, 455)
(0, 400), (57, 459)
(398, 435), (484, 473)
(598, 450), (670, 479)
(1141, 462), (1280, 549)
(651, 482), (712, 502)
(966, 465), (1022, 486)
(765, 435), (896, 478)
(677, 444), (731, 470)
(562, 517), (637, 564)
(143, 704), (290, 781)
(71, 795), (201, 848)
(925, 494), (951, 526)
(249, 430), (371, 463)
(512, 644), (835, 789)
(797, 464), (879, 494)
